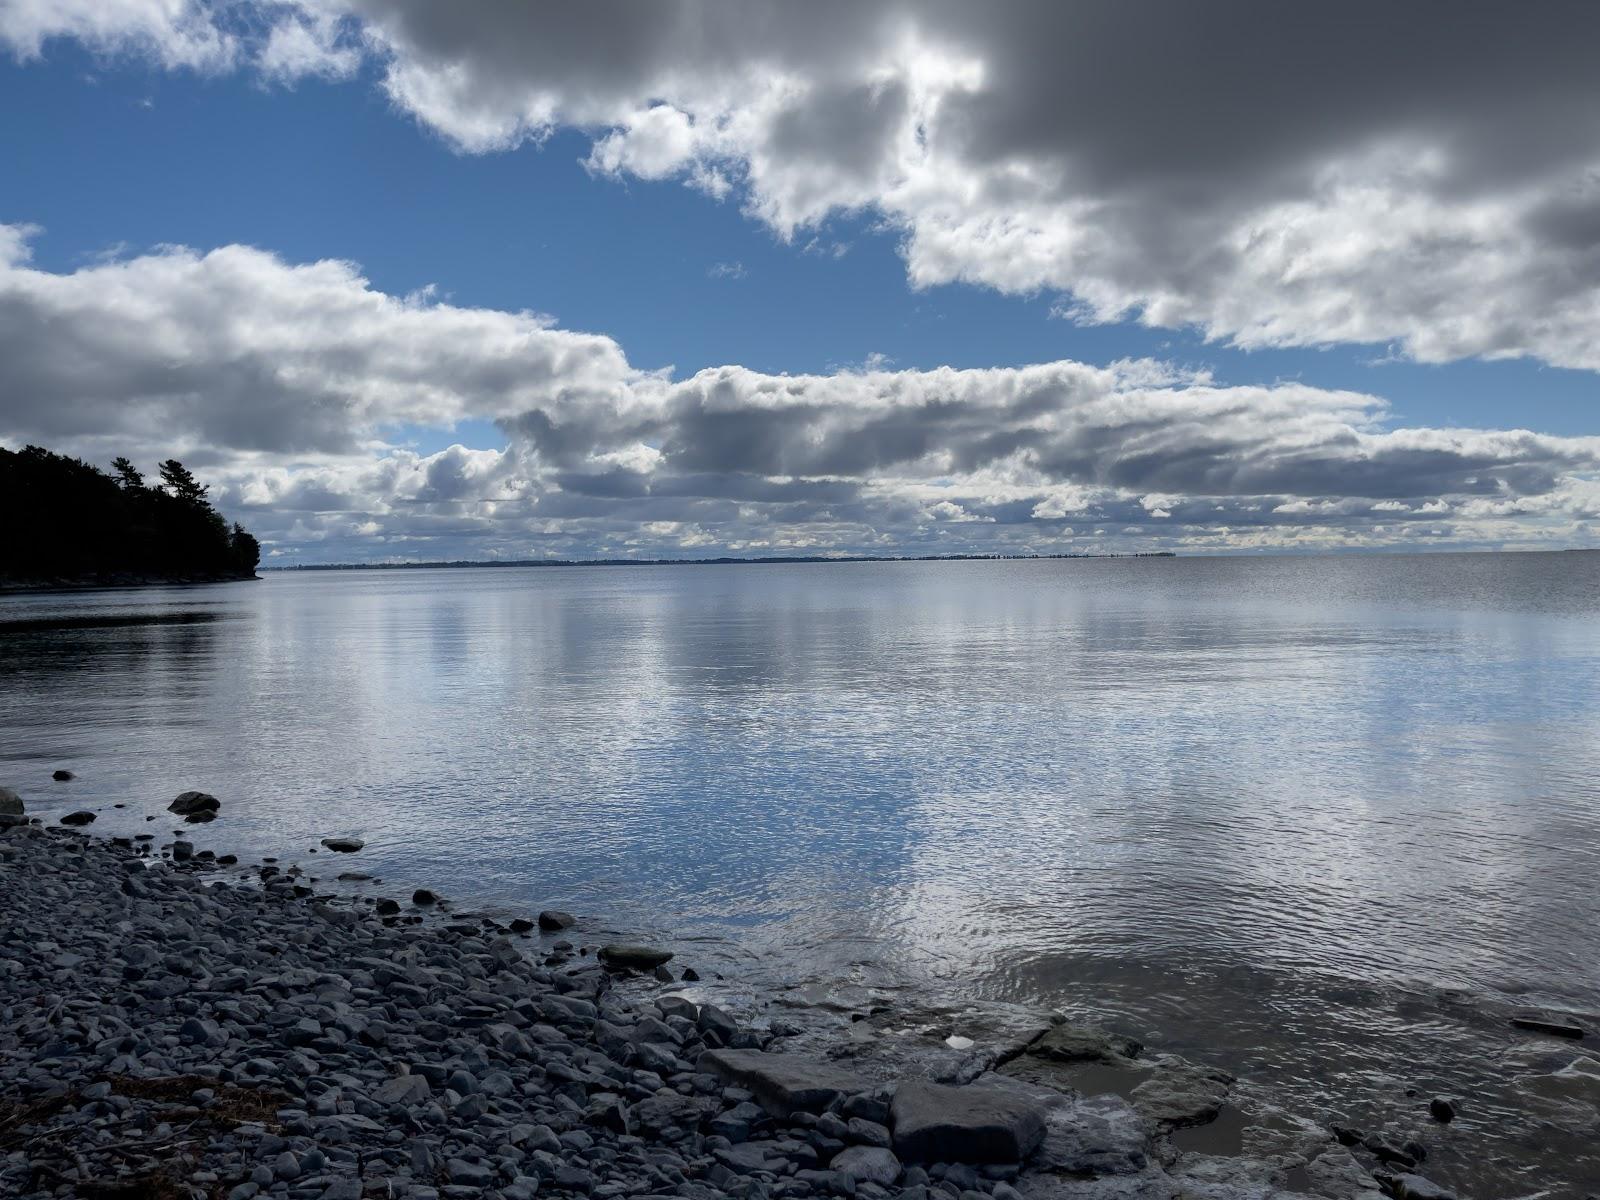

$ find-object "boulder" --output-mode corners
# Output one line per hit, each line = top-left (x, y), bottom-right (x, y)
(538, 909), (576, 930)
(831, 1146), (902, 1187)
(168, 790), (220, 816)
(701, 1048), (874, 1117)
(51, 769), (74, 781)
(1129, 1060), (1233, 1127)
(59, 810), (96, 826)
(321, 837), (365, 853)
(1030, 1022), (1143, 1064)
(0, 786), (23, 815)
(412, 889), (438, 905)
(171, 840), (195, 862)
(1034, 1094), (1149, 1175)
(598, 943), (673, 971)
(891, 1076), (1049, 1163)
(1383, 1173), (1458, 1200)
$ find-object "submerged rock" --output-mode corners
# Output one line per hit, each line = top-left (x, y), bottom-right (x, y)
(1128, 1058), (1234, 1127)
(1030, 1022), (1143, 1064)
(320, 836), (364, 852)
(51, 769), (73, 781)
(168, 790), (220, 815)
(1510, 1012), (1585, 1039)
(891, 1075), (1050, 1163)
(598, 942), (673, 970)
(702, 1048), (874, 1117)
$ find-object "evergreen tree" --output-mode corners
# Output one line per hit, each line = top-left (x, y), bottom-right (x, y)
(0, 444), (261, 584)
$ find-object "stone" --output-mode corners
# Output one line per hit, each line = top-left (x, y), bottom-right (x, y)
(1510, 1013), (1585, 1039)
(321, 836), (365, 853)
(702, 1049), (875, 1117)
(169, 790), (220, 815)
(172, 840), (195, 861)
(59, 810), (96, 825)
(831, 1146), (902, 1187)
(598, 943), (674, 970)
(1428, 1098), (1455, 1123)
(1128, 1060), (1233, 1126)
(0, 785), (22, 814)
(376, 898), (401, 915)
(891, 1076), (1049, 1164)
(1034, 1094), (1148, 1176)
(538, 909), (576, 930)
(51, 769), (74, 781)
(413, 888), (439, 905)
(1384, 1172), (1458, 1200)
(510, 917), (536, 933)
(1029, 1023), (1142, 1064)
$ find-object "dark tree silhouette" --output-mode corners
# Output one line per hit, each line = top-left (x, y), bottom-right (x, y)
(0, 445), (260, 585)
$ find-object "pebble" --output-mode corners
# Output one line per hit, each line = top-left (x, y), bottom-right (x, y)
(0, 819), (1471, 1200)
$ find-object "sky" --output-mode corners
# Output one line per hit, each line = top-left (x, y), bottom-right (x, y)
(0, 1), (1597, 562)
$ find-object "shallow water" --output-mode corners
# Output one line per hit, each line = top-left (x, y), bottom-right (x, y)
(3, 553), (1599, 1197)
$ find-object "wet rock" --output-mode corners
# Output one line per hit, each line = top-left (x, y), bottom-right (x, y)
(1379, 1171), (1458, 1200)
(832, 1146), (903, 1186)
(52, 769), (74, 781)
(1427, 1098), (1454, 1123)
(1128, 1059), (1233, 1127)
(538, 909), (576, 930)
(703, 1048), (875, 1117)
(891, 1076), (1049, 1163)
(168, 790), (220, 815)
(320, 836), (364, 852)
(375, 898), (401, 915)
(509, 917), (536, 933)
(59, 810), (96, 825)
(171, 839), (195, 861)
(413, 888), (439, 905)
(1033, 1094), (1149, 1176)
(1510, 1012), (1585, 1039)
(0, 785), (23, 814)
(1029, 1023), (1143, 1064)
(598, 943), (674, 970)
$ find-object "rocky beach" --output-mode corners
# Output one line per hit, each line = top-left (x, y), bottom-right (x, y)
(0, 788), (1505, 1200)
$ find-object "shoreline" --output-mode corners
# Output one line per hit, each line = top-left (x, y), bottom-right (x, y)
(0, 571), (260, 596)
(0, 811), (1473, 1200)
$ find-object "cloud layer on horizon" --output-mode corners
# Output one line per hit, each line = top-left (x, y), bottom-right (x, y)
(2, 225), (1596, 561)
(5, 0), (1600, 374)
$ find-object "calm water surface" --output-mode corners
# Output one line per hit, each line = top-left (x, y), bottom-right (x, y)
(3, 554), (1599, 1197)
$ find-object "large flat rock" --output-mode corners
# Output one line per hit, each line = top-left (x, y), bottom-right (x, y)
(1035, 1093), (1151, 1176)
(891, 1075), (1050, 1164)
(699, 1048), (873, 1116)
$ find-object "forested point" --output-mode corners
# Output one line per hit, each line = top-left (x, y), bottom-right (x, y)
(0, 444), (260, 588)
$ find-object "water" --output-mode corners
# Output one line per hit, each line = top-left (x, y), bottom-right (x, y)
(4, 553), (1599, 1197)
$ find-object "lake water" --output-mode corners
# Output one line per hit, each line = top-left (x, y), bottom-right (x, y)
(4, 553), (1599, 1197)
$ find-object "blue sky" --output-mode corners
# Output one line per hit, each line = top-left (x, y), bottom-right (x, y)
(1, 3), (1597, 559)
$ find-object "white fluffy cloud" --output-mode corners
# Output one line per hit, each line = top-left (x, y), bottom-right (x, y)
(7, 1), (1599, 370)
(2, 225), (1597, 561)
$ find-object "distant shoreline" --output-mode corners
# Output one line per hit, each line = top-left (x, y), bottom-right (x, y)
(266, 551), (1178, 573)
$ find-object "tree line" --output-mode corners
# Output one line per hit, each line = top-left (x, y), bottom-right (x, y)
(0, 444), (260, 583)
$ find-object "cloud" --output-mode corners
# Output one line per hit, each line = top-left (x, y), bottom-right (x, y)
(707, 260), (746, 281)
(1, 225), (1597, 561)
(9, 2), (1598, 372)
